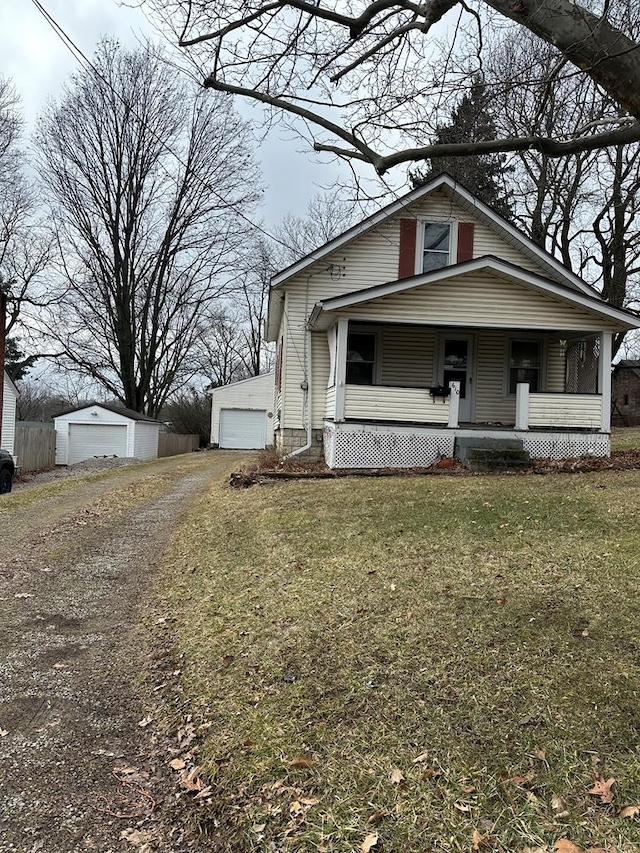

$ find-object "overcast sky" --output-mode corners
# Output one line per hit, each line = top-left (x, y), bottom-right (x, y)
(0, 0), (371, 228)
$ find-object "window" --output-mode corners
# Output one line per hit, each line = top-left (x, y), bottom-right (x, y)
(422, 222), (451, 272)
(509, 340), (541, 394)
(346, 332), (377, 385)
(624, 394), (629, 406)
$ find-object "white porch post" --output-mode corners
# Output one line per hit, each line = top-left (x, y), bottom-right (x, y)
(334, 317), (349, 423)
(448, 381), (460, 428)
(515, 382), (530, 430)
(599, 332), (613, 432)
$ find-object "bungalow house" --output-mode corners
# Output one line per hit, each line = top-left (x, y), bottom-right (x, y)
(266, 174), (640, 468)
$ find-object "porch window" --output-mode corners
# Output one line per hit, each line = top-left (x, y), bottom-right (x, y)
(509, 340), (541, 394)
(346, 332), (377, 385)
(422, 222), (451, 272)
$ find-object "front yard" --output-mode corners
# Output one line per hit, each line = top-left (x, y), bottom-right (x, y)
(160, 461), (640, 852)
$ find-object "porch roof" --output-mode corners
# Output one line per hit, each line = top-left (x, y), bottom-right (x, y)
(308, 256), (640, 332)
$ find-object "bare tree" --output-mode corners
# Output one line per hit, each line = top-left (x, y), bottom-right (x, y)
(36, 40), (261, 417)
(484, 29), (640, 350)
(274, 193), (358, 266)
(145, 0), (640, 174)
(0, 77), (55, 378)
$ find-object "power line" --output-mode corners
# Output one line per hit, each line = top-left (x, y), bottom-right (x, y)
(28, 0), (296, 253)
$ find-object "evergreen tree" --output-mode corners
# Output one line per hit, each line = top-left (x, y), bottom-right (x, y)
(411, 80), (514, 222)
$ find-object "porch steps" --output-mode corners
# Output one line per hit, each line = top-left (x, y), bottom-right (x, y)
(455, 437), (531, 472)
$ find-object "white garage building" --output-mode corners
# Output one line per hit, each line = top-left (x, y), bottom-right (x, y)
(54, 403), (160, 465)
(2, 371), (19, 458)
(209, 372), (275, 449)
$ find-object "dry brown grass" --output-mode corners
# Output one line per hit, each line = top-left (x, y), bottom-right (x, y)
(160, 468), (640, 852)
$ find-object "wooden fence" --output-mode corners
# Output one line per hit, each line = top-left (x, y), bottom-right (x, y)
(15, 423), (56, 473)
(157, 432), (199, 458)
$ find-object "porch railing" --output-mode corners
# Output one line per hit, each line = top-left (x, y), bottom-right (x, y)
(516, 383), (604, 430)
(327, 382), (461, 426)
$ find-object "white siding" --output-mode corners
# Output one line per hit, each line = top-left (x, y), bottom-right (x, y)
(53, 405), (158, 464)
(381, 326), (435, 387)
(312, 332), (331, 430)
(474, 332), (515, 424)
(2, 372), (17, 456)
(344, 385), (450, 423)
(340, 274), (614, 331)
(209, 373), (275, 446)
(133, 422), (159, 460)
(406, 192), (541, 273)
(277, 188), (614, 433)
(529, 394), (603, 429)
(325, 386), (337, 419)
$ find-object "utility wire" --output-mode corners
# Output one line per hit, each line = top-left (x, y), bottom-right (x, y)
(29, 0), (297, 253)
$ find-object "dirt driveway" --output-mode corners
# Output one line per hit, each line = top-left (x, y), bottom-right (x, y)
(0, 452), (240, 853)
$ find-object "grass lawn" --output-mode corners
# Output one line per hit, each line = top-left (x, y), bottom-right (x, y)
(611, 427), (640, 451)
(160, 464), (640, 853)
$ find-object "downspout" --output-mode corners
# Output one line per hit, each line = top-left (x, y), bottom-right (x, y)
(283, 322), (312, 459)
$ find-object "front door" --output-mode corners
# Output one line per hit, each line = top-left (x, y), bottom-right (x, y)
(441, 335), (474, 422)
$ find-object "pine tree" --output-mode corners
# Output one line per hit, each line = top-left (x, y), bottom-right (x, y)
(411, 80), (514, 222)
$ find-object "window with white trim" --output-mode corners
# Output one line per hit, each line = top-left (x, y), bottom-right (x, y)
(346, 331), (377, 385)
(422, 222), (451, 272)
(509, 339), (541, 394)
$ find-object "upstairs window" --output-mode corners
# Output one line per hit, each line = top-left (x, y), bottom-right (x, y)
(509, 340), (541, 394)
(422, 222), (451, 272)
(346, 332), (377, 385)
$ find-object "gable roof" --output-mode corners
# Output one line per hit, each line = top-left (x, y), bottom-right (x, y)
(308, 257), (640, 332)
(207, 371), (275, 396)
(270, 172), (596, 297)
(54, 402), (160, 423)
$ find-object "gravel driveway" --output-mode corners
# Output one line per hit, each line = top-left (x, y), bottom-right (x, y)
(0, 452), (239, 853)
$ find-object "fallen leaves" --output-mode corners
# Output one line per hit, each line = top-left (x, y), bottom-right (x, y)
(551, 794), (570, 818)
(0, 728), (8, 737)
(289, 755), (314, 769)
(554, 840), (582, 853)
(361, 831), (379, 852)
(390, 767), (404, 785)
(619, 804), (640, 818)
(588, 772), (615, 804)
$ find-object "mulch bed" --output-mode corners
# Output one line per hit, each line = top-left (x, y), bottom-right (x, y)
(229, 449), (640, 487)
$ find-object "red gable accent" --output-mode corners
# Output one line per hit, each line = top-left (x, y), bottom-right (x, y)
(457, 222), (475, 262)
(398, 218), (417, 279)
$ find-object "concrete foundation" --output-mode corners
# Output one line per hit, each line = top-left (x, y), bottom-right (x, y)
(275, 428), (324, 461)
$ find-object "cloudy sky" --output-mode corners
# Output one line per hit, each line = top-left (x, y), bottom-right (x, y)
(0, 0), (369, 227)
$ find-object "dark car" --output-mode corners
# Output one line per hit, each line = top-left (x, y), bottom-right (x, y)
(0, 449), (14, 494)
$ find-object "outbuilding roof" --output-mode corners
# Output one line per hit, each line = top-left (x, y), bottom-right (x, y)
(54, 402), (160, 423)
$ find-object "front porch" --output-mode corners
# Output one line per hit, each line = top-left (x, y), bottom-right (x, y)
(320, 318), (612, 469)
(323, 417), (610, 469)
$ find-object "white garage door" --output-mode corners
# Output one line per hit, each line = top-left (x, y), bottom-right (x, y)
(68, 423), (128, 464)
(219, 409), (266, 449)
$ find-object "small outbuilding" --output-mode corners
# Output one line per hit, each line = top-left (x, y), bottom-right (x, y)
(54, 403), (161, 465)
(2, 371), (19, 457)
(612, 360), (640, 426)
(209, 372), (275, 449)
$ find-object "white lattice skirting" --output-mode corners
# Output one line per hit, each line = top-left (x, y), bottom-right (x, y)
(323, 422), (455, 468)
(323, 421), (610, 468)
(521, 433), (610, 459)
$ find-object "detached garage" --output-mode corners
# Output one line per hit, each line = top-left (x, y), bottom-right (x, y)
(54, 403), (160, 465)
(2, 371), (18, 458)
(210, 372), (275, 449)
